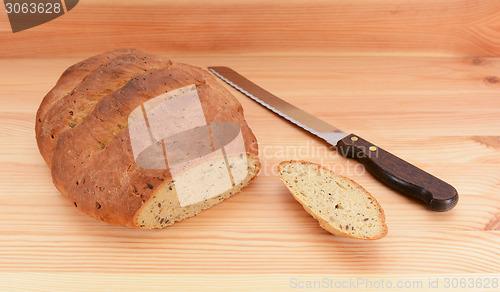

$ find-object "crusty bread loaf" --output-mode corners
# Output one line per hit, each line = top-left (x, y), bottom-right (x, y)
(35, 49), (260, 229)
(278, 160), (387, 240)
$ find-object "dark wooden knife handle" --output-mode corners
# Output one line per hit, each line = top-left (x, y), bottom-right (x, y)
(336, 134), (458, 212)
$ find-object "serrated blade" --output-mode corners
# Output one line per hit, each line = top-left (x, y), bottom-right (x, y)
(209, 66), (348, 146)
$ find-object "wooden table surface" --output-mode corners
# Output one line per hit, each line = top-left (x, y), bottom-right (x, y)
(1, 0), (500, 291)
(1, 55), (499, 290)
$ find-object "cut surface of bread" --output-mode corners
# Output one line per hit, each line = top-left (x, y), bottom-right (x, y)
(136, 155), (259, 228)
(278, 160), (387, 240)
(35, 49), (260, 229)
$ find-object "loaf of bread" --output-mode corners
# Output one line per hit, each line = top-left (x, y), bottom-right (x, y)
(278, 160), (387, 240)
(35, 49), (260, 228)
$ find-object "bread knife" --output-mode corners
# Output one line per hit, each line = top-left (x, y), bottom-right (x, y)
(209, 66), (458, 212)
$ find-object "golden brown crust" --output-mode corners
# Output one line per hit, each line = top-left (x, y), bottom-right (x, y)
(36, 50), (173, 166)
(35, 48), (142, 165)
(36, 49), (259, 227)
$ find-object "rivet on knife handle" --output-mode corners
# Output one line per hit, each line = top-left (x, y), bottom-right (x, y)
(336, 134), (458, 212)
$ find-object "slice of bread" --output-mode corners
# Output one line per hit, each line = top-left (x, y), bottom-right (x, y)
(278, 160), (387, 240)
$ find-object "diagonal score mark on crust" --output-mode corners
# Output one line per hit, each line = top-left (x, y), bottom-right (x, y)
(40, 53), (172, 142)
(73, 60), (254, 156)
(38, 53), (173, 165)
(74, 67), (208, 152)
(50, 63), (237, 179)
(37, 49), (139, 119)
(36, 48), (141, 136)
(42, 56), (244, 165)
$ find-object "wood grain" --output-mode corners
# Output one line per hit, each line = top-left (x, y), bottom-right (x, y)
(2, 0), (500, 57)
(0, 55), (499, 292)
(2, 0), (500, 287)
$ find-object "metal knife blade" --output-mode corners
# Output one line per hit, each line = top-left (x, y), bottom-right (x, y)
(208, 66), (348, 146)
(209, 66), (459, 212)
